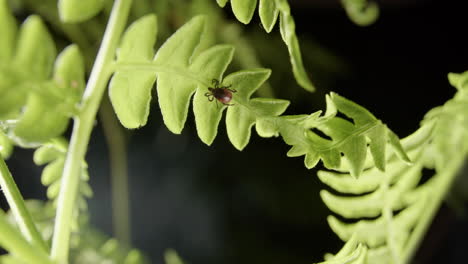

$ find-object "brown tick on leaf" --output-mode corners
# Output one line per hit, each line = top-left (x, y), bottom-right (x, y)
(205, 79), (237, 106)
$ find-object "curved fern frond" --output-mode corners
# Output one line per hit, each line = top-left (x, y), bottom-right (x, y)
(275, 93), (409, 176)
(0, 3), (85, 145)
(341, 0), (379, 26)
(318, 71), (468, 263)
(215, 0), (314, 91)
(110, 15), (408, 174)
(33, 138), (92, 231)
(317, 235), (367, 264)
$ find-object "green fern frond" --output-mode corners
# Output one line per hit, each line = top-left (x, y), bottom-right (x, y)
(318, 72), (468, 263)
(215, 0), (314, 91)
(110, 15), (406, 174)
(33, 139), (92, 231)
(277, 93), (409, 176)
(110, 15), (289, 147)
(0, 3), (85, 145)
(317, 235), (367, 264)
(341, 0), (379, 26)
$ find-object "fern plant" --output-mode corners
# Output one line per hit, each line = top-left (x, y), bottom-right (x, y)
(0, 0), (465, 263)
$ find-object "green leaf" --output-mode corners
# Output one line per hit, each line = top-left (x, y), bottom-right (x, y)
(259, 0), (278, 33)
(317, 235), (367, 264)
(12, 92), (69, 143)
(53, 45), (86, 102)
(109, 15), (158, 128)
(276, 0), (314, 91)
(192, 45), (235, 145)
(58, 0), (105, 23)
(216, 0), (229, 8)
(0, 69), (26, 119)
(14, 16), (56, 80)
(33, 140), (90, 231)
(42, 159), (65, 187)
(274, 93), (408, 176)
(155, 16), (206, 134)
(226, 103), (256, 150)
(342, 0), (379, 26)
(0, 15), (79, 144)
(315, 113), (463, 264)
(225, 69), (272, 150)
(215, 0), (314, 91)
(231, 0), (258, 24)
(0, 0), (17, 62)
(33, 138), (67, 165)
(448, 71), (468, 91)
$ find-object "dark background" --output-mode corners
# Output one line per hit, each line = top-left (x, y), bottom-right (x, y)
(4, 0), (468, 263)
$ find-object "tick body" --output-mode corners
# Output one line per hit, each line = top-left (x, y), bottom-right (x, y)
(205, 79), (237, 106)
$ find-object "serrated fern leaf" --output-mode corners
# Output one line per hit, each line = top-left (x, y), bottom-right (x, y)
(33, 139), (92, 231)
(110, 15), (288, 147)
(0, 6), (85, 145)
(318, 71), (468, 264)
(111, 15), (408, 173)
(215, 0), (314, 91)
(341, 0), (379, 26)
(267, 92), (408, 177)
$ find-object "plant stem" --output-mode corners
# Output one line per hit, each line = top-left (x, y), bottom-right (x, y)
(99, 96), (130, 245)
(50, 0), (133, 262)
(0, 210), (52, 264)
(0, 155), (48, 252)
(401, 154), (465, 263)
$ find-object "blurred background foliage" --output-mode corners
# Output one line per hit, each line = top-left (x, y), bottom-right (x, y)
(2, 0), (468, 263)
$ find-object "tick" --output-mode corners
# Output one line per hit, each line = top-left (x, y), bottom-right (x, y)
(205, 79), (237, 106)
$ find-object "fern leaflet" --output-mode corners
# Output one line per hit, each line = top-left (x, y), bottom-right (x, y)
(215, 0), (314, 91)
(341, 0), (379, 26)
(318, 72), (468, 263)
(0, 4), (85, 145)
(33, 138), (92, 231)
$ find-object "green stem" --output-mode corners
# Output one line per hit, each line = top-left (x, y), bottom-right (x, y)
(401, 154), (465, 263)
(0, 210), (52, 264)
(0, 156), (48, 252)
(99, 97), (130, 245)
(50, 0), (133, 262)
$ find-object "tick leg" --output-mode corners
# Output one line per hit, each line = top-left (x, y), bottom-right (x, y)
(212, 79), (220, 88)
(205, 93), (214, 101)
(227, 88), (237, 93)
